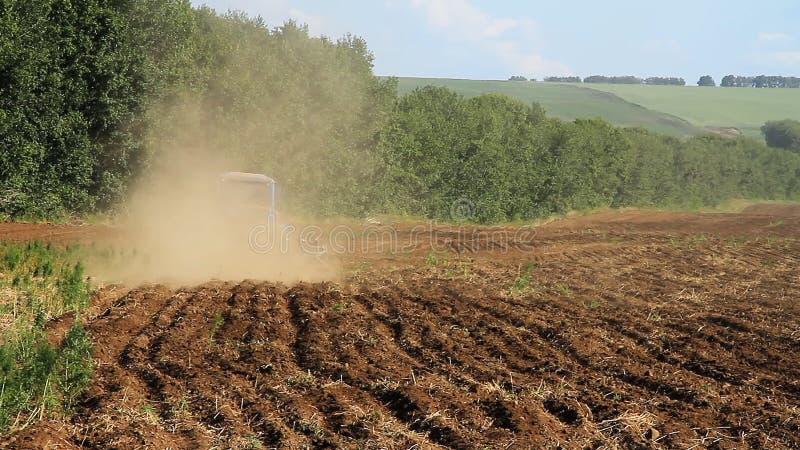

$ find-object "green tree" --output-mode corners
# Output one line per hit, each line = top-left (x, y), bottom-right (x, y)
(762, 120), (800, 153)
(697, 75), (716, 87)
(720, 75), (735, 87)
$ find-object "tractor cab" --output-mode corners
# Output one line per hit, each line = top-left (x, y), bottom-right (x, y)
(217, 172), (276, 224)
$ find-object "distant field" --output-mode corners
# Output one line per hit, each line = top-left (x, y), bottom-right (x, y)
(584, 83), (800, 137)
(395, 77), (800, 138)
(395, 77), (699, 136)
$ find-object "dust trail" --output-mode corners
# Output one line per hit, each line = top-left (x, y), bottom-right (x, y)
(90, 148), (339, 286)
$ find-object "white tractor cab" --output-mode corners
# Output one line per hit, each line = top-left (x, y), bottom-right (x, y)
(217, 172), (277, 225)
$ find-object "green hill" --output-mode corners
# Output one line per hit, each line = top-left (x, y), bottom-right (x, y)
(395, 78), (699, 136)
(395, 77), (800, 138)
(577, 83), (800, 138)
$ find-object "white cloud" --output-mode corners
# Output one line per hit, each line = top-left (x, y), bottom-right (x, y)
(494, 41), (572, 76)
(409, 0), (571, 76)
(410, 0), (518, 40)
(771, 51), (800, 65)
(758, 32), (792, 42)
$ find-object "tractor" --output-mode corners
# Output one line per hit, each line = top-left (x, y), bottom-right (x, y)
(217, 171), (277, 225)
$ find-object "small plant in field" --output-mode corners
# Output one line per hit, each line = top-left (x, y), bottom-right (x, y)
(425, 247), (440, 266)
(511, 272), (531, 293)
(295, 418), (325, 439)
(555, 283), (573, 297)
(140, 404), (160, 423)
(725, 237), (742, 248)
(510, 262), (538, 295)
(34, 258), (54, 278)
(58, 321), (94, 410)
(584, 299), (601, 309)
(243, 436), (264, 449)
(58, 262), (90, 311)
(647, 310), (662, 322)
(689, 233), (708, 246)
(209, 312), (224, 341)
(332, 302), (348, 312)
(2, 244), (22, 271)
(285, 374), (314, 387)
(174, 393), (191, 418)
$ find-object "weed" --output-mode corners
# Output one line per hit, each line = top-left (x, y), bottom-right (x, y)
(510, 262), (538, 295)
(286, 374), (314, 387)
(34, 258), (54, 278)
(243, 436), (264, 449)
(2, 244), (22, 271)
(768, 219), (784, 228)
(555, 283), (573, 297)
(58, 321), (94, 410)
(511, 272), (531, 293)
(58, 262), (90, 311)
(425, 247), (440, 266)
(210, 312), (224, 341)
(140, 404), (160, 423)
(689, 233), (708, 246)
(332, 302), (348, 312)
(0, 241), (94, 431)
(295, 419), (325, 439)
(585, 299), (601, 309)
(174, 393), (191, 418)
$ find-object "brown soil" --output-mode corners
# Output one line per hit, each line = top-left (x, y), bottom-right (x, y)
(2, 206), (800, 449)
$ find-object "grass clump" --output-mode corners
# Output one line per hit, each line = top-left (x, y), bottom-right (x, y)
(0, 241), (94, 431)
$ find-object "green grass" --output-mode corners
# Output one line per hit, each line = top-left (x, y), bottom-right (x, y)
(0, 241), (94, 431)
(578, 83), (800, 138)
(395, 77), (700, 136)
(394, 77), (800, 139)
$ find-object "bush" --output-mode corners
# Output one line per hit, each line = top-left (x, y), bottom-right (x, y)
(762, 120), (800, 153)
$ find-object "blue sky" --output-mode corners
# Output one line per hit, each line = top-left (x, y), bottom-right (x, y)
(191, 0), (800, 83)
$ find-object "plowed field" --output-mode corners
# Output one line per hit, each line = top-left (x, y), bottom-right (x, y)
(3, 205), (800, 449)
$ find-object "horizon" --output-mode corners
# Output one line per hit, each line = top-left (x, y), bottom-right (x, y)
(191, 0), (800, 85)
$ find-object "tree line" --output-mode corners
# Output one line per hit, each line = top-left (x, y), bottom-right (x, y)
(541, 74), (800, 88)
(721, 75), (800, 88)
(2, 1), (799, 222)
(378, 86), (800, 222)
(584, 75), (644, 85)
(543, 76), (582, 83)
(0, 0), (395, 218)
(542, 76), (685, 85)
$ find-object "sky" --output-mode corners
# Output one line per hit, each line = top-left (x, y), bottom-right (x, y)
(190, 0), (800, 83)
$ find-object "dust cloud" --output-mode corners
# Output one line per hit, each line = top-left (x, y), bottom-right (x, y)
(84, 27), (383, 286)
(90, 113), (340, 286)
